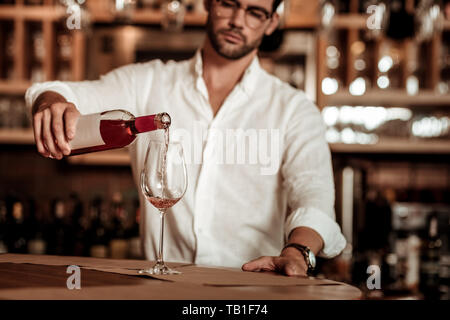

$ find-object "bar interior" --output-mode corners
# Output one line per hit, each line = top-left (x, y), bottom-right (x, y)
(0, 0), (449, 300)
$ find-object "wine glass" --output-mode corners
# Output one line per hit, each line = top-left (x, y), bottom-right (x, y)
(139, 140), (187, 275)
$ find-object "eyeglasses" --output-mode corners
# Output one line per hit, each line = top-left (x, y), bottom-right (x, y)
(212, 0), (272, 29)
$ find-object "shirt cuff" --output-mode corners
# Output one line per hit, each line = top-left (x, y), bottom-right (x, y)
(25, 81), (79, 110)
(284, 207), (347, 258)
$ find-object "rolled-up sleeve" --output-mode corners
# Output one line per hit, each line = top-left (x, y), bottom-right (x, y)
(281, 97), (346, 258)
(25, 63), (145, 115)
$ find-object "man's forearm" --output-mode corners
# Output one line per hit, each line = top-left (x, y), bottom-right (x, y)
(284, 227), (324, 256)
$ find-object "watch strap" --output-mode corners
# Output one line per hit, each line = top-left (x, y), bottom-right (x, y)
(283, 243), (315, 273)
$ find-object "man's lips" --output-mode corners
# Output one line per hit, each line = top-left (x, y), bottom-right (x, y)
(221, 31), (243, 43)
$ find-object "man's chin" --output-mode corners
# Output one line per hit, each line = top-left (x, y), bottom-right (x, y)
(215, 45), (250, 60)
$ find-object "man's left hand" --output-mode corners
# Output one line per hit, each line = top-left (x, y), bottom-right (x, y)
(241, 247), (308, 277)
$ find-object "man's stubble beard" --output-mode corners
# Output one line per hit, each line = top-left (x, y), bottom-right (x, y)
(206, 17), (264, 60)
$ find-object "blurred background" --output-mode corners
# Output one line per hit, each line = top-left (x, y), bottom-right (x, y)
(0, 0), (449, 300)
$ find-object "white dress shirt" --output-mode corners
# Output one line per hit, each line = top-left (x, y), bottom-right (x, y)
(26, 49), (347, 268)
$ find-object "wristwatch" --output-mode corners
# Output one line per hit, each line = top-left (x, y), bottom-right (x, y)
(283, 243), (316, 274)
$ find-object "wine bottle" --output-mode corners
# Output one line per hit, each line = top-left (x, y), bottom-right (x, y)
(0, 199), (8, 253)
(109, 192), (129, 259)
(6, 199), (30, 254)
(69, 110), (171, 156)
(67, 192), (85, 256)
(47, 198), (70, 255)
(87, 196), (110, 258)
(127, 197), (142, 259)
(419, 212), (442, 300)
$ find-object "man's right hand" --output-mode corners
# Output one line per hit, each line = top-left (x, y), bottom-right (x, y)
(31, 91), (80, 160)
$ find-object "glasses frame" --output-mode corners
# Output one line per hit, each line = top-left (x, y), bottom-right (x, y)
(212, 0), (273, 29)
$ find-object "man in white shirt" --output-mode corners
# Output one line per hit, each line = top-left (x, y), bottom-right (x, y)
(26, 0), (346, 276)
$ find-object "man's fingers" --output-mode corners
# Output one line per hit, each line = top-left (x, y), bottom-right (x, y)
(42, 108), (62, 159)
(273, 257), (307, 277)
(32, 112), (49, 157)
(51, 103), (70, 155)
(64, 104), (80, 141)
(242, 256), (276, 272)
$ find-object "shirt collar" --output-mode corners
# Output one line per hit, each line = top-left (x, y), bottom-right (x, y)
(190, 49), (261, 97)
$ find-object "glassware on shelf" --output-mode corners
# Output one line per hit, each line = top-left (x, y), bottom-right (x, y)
(161, 0), (186, 32)
(349, 40), (371, 96)
(31, 65), (45, 83)
(58, 34), (73, 61)
(113, 0), (137, 21)
(415, 0), (444, 42)
(0, 98), (11, 128)
(321, 32), (343, 96)
(5, 33), (15, 59)
(139, 140), (187, 275)
(438, 35), (450, 94)
(376, 40), (402, 90)
(32, 31), (45, 62)
(319, 0), (336, 34)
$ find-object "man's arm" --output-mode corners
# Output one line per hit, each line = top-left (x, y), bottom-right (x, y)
(242, 227), (323, 276)
(26, 63), (147, 159)
(242, 96), (346, 277)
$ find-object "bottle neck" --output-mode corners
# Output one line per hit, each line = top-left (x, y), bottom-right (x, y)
(133, 115), (158, 134)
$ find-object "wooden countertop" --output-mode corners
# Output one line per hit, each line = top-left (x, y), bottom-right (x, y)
(0, 254), (362, 300)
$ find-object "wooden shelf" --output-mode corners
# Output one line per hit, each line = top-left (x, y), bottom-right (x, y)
(330, 138), (450, 154)
(0, 128), (34, 144)
(283, 13), (319, 29)
(90, 9), (208, 26)
(333, 14), (367, 29)
(0, 128), (131, 165)
(90, 8), (318, 29)
(325, 90), (450, 107)
(67, 149), (131, 166)
(0, 5), (65, 21)
(332, 15), (450, 31)
(0, 80), (32, 95)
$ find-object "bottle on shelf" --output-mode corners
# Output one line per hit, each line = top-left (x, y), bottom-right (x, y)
(321, 32), (344, 96)
(127, 197), (143, 259)
(87, 196), (110, 258)
(349, 39), (371, 96)
(161, 0), (186, 32)
(69, 110), (171, 156)
(26, 197), (47, 255)
(46, 197), (73, 255)
(109, 192), (129, 259)
(419, 211), (442, 299)
(0, 199), (8, 254)
(5, 196), (30, 254)
(66, 192), (85, 257)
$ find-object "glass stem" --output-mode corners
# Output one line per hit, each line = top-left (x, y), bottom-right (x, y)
(157, 209), (166, 265)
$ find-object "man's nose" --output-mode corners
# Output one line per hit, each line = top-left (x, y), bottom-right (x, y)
(229, 7), (246, 28)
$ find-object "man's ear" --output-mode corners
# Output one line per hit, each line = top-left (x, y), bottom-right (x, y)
(264, 13), (280, 36)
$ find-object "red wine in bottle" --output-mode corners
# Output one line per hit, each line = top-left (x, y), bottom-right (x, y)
(69, 110), (171, 156)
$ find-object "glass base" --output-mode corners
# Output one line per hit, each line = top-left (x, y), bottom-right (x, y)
(138, 262), (181, 275)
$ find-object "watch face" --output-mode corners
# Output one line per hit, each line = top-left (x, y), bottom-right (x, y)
(309, 251), (316, 268)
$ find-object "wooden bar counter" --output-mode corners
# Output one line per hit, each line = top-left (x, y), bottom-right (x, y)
(0, 254), (362, 300)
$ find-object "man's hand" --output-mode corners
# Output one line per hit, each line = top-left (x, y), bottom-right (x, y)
(31, 91), (80, 159)
(242, 247), (308, 277)
(242, 227), (324, 277)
